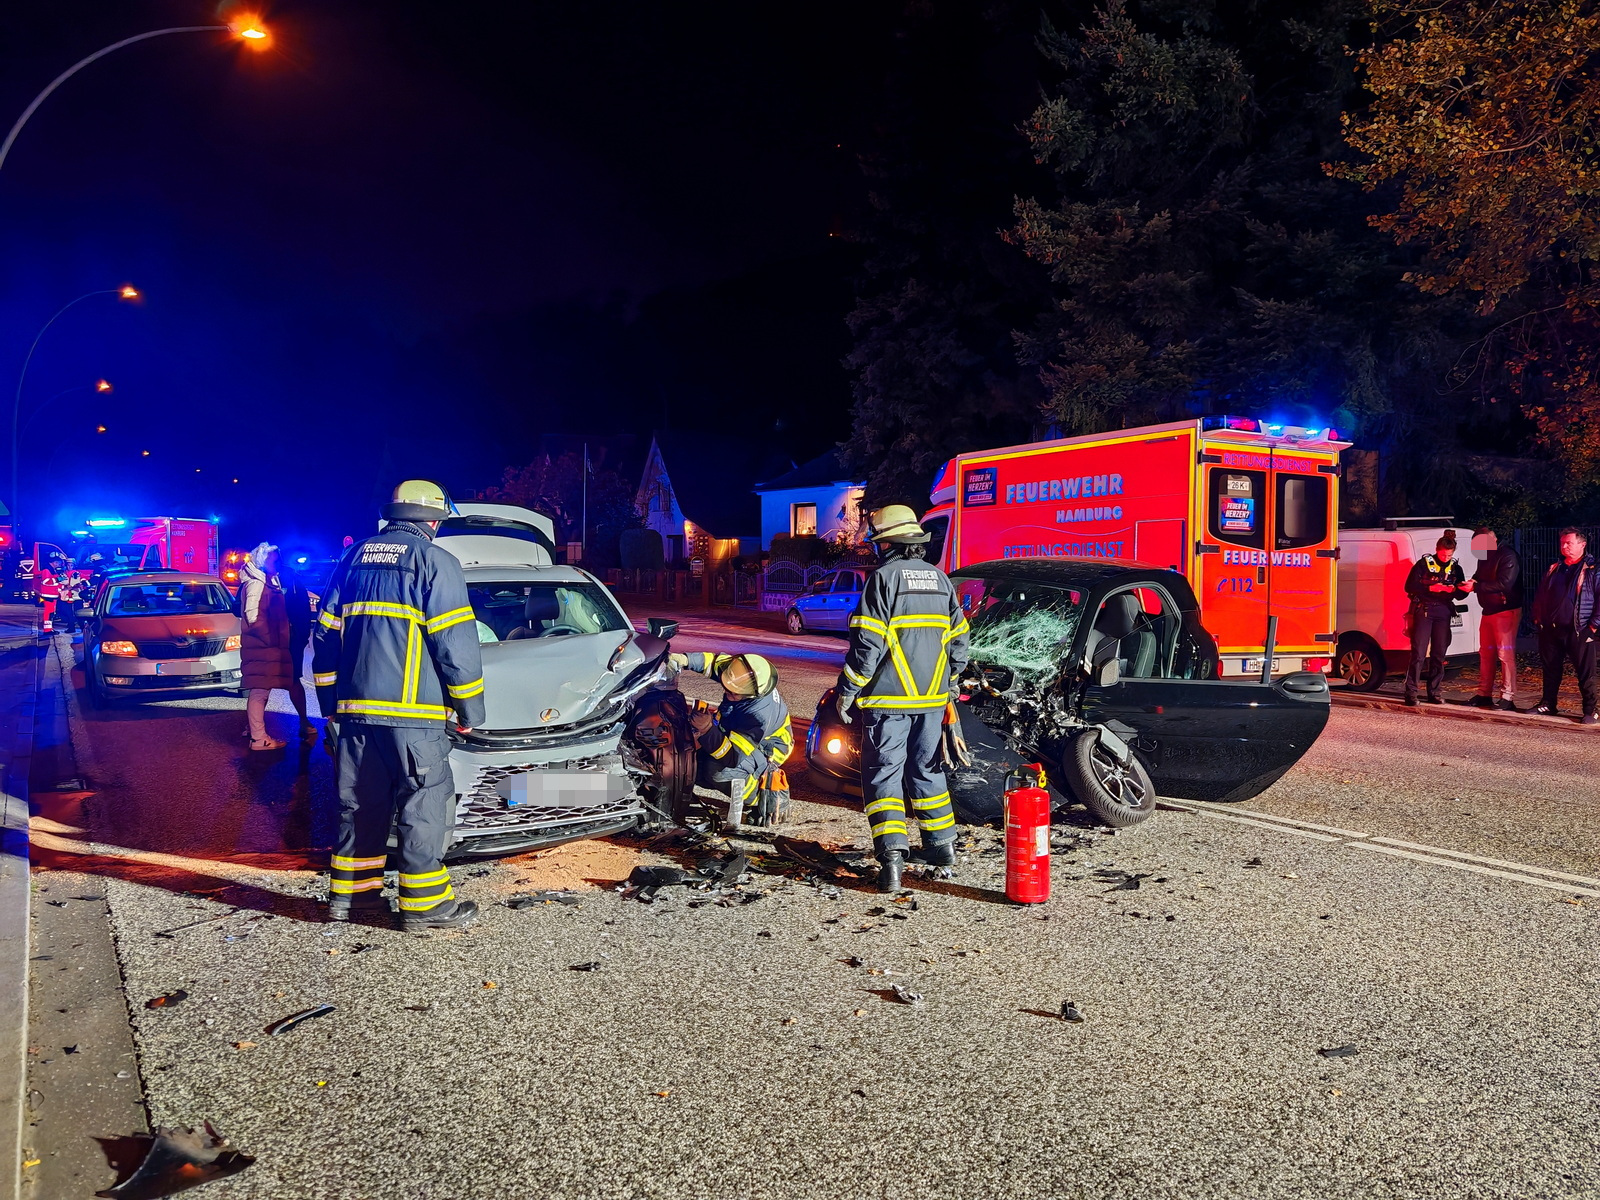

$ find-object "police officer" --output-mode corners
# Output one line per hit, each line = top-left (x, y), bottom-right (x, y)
(311, 480), (486, 931)
(669, 651), (793, 828)
(833, 505), (970, 892)
(1403, 533), (1470, 706)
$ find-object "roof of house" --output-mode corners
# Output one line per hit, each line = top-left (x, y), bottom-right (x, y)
(644, 431), (786, 540)
(754, 449), (860, 493)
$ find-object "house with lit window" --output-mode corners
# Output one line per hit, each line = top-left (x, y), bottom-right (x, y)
(753, 450), (866, 551)
(635, 432), (766, 567)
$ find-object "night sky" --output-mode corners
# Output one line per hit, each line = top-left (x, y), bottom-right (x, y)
(0, 1), (899, 549)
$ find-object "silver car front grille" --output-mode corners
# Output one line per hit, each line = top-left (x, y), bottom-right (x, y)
(454, 756), (645, 836)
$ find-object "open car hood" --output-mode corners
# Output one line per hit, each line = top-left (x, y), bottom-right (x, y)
(478, 632), (657, 731)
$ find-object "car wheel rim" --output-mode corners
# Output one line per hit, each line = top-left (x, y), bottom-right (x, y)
(1340, 650), (1371, 687)
(1089, 746), (1146, 808)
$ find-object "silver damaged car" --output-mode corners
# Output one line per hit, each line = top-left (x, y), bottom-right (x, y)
(431, 504), (696, 858)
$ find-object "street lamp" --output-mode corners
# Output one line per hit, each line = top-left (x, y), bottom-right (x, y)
(10, 287), (139, 522)
(0, 19), (272, 176)
(18, 380), (113, 438)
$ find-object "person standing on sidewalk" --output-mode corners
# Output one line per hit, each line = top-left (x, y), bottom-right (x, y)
(312, 480), (485, 930)
(1528, 527), (1600, 723)
(1468, 528), (1523, 710)
(1403, 534), (1470, 706)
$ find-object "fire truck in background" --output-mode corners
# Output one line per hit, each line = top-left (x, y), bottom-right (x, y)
(921, 416), (1351, 677)
(73, 516), (220, 575)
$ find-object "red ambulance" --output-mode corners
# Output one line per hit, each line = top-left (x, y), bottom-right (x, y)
(922, 416), (1350, 677)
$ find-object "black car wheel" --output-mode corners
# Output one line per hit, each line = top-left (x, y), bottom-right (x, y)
(1336, 636), (1385, 692)
(86, 665), (111, 708)
(785, 608), (806, 636)
(1062, 729), (1156, 828)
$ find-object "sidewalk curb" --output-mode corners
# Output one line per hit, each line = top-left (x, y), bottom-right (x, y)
(1332, 690), (1598, 732)
(0, 618), (42, 1200)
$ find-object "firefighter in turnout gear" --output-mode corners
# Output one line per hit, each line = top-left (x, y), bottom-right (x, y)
(311, 479), (486, 931)
(834, 505), (970, 892)
(669, 651), (794, 828)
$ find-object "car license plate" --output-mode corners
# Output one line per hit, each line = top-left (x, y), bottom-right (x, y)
(1243, 658), (1283, 675)
(498, 771), (614, 809)
(154, 659), (211, 676)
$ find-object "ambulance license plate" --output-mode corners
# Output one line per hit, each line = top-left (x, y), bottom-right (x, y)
(1243, 658), (1283, 675)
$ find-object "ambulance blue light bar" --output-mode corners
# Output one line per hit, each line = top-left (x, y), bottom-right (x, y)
(1201, 415), (1342, 442)
(85, 517), (127, 528)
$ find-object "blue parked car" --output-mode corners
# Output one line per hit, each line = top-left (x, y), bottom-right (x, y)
(784, 566), (869, 634)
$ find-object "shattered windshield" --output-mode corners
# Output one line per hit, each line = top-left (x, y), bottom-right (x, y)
(468, 581), (628, 643)
(955, 575), (1085, 683)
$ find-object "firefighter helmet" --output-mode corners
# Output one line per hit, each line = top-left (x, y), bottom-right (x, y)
(383, 479), (459, 522)
(719, 653), (776, 698)
(865, 504), (929, 545)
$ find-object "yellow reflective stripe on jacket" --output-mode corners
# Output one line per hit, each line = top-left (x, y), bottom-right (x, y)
(342, 601), (427, 622)
(710, 737), (733, 759)
(945, 616), (970, 643)
(841, 664), (871, 686)
(849, 614), (889, 638)
(855, 693), (949, 710)
(425, 605), (474, 633)
(727, 730), (756, 756)
(446, 677), (484, 699)
(402, 619), (421, 705)
(317, 609), (343, 631)
(335, 698), (454, 720)
(312, 671), (338, 687)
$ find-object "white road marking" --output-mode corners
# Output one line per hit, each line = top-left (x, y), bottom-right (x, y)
(1366, 837), (1600, 889)
(1355, 843), (1600, 899)
(1161, 806), (1339, 841)
(1176, 800), (1369, 839)
(1164, 799), (1599, 900)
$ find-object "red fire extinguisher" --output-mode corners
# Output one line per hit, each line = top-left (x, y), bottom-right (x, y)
(1004, 763), (1051, 904)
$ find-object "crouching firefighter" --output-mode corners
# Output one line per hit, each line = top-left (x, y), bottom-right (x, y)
(669, 651), (793, 829)
(311, 479), (486, 932)
(834, 505), (970, 893)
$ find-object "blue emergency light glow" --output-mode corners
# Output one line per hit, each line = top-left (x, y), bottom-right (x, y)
(85, 518), (127, 528)
(71, 530), (89, 537)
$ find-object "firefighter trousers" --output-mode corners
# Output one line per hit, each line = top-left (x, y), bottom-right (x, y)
(859, 708), (956, 859)
(332, 725), (457, 915)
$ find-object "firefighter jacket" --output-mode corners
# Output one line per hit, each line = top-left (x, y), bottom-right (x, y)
(679, 652), (794, 778)
(1404, 555), (1467, 620)
(836, 555), (970, 712)
(310, 520), (486, 729)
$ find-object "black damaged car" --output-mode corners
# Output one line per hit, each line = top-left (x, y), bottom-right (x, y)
(806, 559), (1330, 827)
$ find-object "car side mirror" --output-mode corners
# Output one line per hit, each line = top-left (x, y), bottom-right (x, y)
(647, 618), (678, 640)
(1095, 658), (1120, 687)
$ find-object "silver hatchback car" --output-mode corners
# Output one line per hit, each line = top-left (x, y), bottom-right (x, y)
(79, 572), (243, 704)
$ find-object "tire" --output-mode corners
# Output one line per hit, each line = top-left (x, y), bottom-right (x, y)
(86, 666), (110, 709)
(1060, 729), (1157, 828)
(1336, 635), (1385, 692)
(785, 608), (806, 636)
(627, 687), (697, 825)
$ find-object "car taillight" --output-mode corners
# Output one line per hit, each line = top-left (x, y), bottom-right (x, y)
(224, 635), (241, 651)
(1306, 658), (1330, 673)
(100, 640), (138, 657)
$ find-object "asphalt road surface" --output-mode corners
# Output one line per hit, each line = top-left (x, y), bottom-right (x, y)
(23, 613), (1600, 1200)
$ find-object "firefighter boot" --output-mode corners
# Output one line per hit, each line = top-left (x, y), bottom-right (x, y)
(876, 851), (905, 894)
(326, 892), (390, 922)
(916, 839), (956, 868)
(401, 899), (481, 933)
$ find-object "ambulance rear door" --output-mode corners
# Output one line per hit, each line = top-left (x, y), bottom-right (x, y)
(1195, 458), (1272, 671)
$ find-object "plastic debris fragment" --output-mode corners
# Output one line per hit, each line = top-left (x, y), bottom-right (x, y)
(264, 1004), (335, 1036)
(95, 1120), (254, 1198)
(144, 991), (189, 1010)
(891, 984), (923, 1005)
(1318, 1044), (1358, 1058)
(1060, 1001), (1085, 1023)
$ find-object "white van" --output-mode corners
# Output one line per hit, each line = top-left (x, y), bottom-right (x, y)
(1335, 522), (1482, 691)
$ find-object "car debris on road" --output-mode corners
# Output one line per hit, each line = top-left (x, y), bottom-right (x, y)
(96, 1120), (255, 1199)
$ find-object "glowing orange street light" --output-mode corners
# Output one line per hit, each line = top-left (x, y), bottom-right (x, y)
(95, 378), (112, 392)
(233, 18), (270, 47)
(119, 285), (139, 300)
(95, 425), (107, 433)
(141, 449), (150, 457)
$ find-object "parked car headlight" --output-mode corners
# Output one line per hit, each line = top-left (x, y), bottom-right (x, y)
(825, 736), (844, 755)
(100, 640), (138, 657)
(224, 634), (241, 651)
